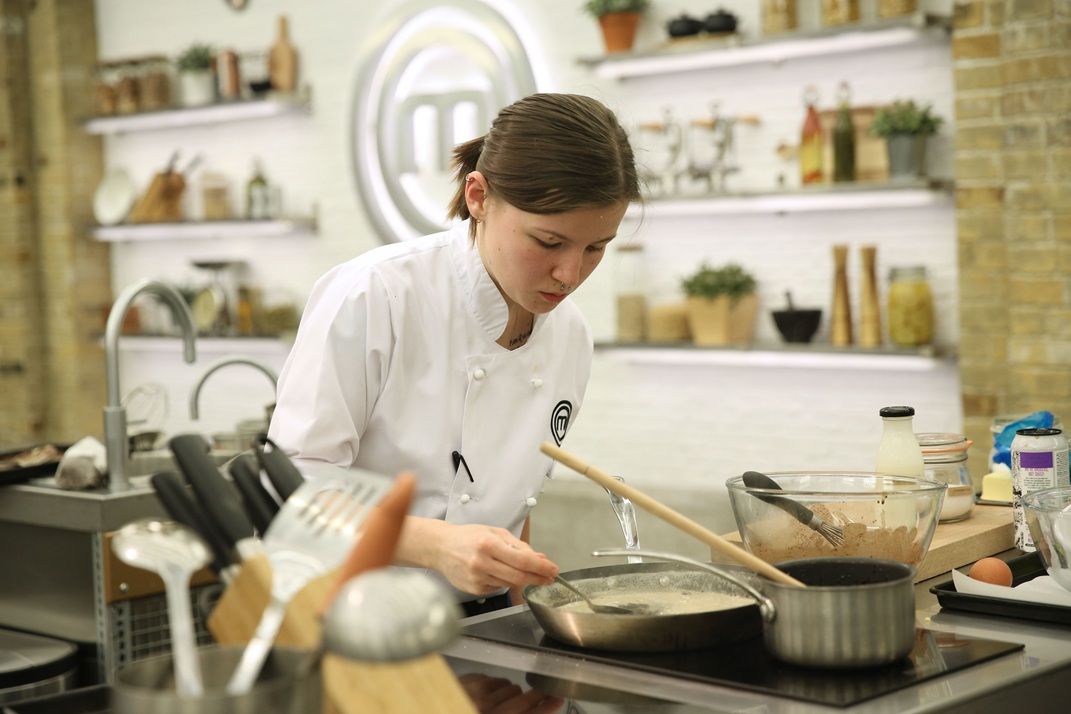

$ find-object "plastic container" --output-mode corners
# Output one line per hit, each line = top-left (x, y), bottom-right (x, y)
(917, 432), (974, 522)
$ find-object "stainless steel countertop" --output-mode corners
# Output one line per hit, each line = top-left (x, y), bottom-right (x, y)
(0, 475), (166, 532)
(444, 568), (1071, 713)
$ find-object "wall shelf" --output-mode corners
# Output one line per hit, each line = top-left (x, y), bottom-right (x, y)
(84, 91), (311, 134)
(91, 217), (317, 242)
(579, 14), (951, 79)
(115, 336), (292, 354)
(626, 180), (952, 218)
(595, 342), (951, 372)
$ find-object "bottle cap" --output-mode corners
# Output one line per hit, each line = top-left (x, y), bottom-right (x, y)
(880, 406), (915, 418)
(1015, 427), (1062, 437)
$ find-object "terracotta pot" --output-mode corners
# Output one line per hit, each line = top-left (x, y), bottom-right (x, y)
(686, 293), (758, 346)
(598, 12), (641, 54)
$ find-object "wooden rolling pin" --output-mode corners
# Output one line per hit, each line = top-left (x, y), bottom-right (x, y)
(540, 442), (805, 588)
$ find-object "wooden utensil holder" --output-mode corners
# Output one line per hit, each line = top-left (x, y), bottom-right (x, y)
(208, 556), (475, 714)
(128, 171), (185, 223)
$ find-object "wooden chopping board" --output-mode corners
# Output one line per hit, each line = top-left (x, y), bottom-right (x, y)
(718, 503), (1014, 583)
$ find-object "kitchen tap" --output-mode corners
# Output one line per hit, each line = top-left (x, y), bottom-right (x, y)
(105, 279), (197, 491)
(604, 475), (642, 564)
(189, 356), (278, 420)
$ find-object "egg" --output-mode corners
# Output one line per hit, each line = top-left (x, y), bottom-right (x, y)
(968, 557), (1013, 587)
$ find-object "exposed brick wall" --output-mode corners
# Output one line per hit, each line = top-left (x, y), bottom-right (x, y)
(0, 0), (109, 449)
(954, 0), (1071, 484)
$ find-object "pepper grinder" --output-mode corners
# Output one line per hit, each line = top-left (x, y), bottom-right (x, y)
(831, 244), (853, 346)
(859, 245), (881, 347)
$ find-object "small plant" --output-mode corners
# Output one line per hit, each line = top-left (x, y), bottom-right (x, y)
(582, 0), (650, 18)
(176, 43), (213, 72)
(681, 262), (756, 302)
(870, 100), (943, 137)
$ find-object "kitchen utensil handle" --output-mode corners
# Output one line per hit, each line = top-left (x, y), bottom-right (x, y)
(161, 569), (204, 698)
(226, 597), (287, 695)
(255, 436), (305, 501)
(169, 434), (256, 550)
(741, 471), (818, 528)
(229, 454), (278, 534)
(540, 443), (805, 588)
(151, 471), (237, 576)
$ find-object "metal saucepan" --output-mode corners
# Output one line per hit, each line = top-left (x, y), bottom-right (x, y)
(523, 559), (764, 653)
(527, 549), (915, 669)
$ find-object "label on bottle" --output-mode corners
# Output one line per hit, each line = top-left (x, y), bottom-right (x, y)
(1012, 429), (1070, 550)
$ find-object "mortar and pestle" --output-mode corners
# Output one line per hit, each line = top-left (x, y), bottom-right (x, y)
(771, 291), (822, 344)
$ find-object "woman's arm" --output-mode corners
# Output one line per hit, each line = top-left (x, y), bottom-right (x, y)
(395, 515), (556, 597)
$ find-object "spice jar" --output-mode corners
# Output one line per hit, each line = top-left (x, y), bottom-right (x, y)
(614, 243), (647, 343)
(115, 61), (141, 115)
(94, 61), (119, 116)
(822, 0), (859, 26)
(138, 55), (171, 110)
(917, 433), (974, 522)
(762, 0), (797, 35)
(887, 266), (934, 347)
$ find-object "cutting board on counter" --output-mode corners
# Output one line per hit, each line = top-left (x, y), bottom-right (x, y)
(719, 503), (1014, 583)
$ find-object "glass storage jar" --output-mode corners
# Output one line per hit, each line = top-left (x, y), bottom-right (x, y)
(614, 243), (647, 343)
(887, 266), (934, 347)
(95, 61), (119, 116)
(138, 55), (171, 110)
(917, 432), (974, 522)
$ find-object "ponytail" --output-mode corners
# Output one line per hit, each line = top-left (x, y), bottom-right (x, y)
(446, 135), (485, 222)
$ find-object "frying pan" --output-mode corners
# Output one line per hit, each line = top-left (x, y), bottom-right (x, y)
(523, 559), (763, 653)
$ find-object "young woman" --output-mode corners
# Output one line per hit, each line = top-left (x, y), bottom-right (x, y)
(269, 93), (640, 615)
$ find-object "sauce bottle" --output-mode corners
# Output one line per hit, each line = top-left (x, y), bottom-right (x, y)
(799, 86), (823, 185)
(876, 406), (925, 477)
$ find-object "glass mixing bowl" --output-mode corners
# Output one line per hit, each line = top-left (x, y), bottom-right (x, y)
(1022, 486), (1071, 592)
(725, 472), (947, 568)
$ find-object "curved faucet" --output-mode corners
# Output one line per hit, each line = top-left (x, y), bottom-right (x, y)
(104, 279), (197, 491)
(604, 475), (643, 564)
(189, 356), (278, 420)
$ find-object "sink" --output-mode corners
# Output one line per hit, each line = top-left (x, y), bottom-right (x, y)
(128, 449), (240, 477)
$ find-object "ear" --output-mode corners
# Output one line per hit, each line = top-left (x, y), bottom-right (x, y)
(464, 171), (488, 221)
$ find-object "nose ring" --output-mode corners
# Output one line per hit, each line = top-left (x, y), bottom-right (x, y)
(558, 281), (569, 292)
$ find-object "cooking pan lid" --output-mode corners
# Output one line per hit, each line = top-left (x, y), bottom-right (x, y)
(0, 628), (78, 689)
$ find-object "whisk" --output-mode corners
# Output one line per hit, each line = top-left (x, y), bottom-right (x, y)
(742, 471), (845, 548)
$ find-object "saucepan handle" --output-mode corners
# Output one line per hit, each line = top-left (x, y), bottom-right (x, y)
(592, 548), (777, 623)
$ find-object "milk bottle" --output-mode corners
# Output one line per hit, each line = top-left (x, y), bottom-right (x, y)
(875, 405), (926, 529)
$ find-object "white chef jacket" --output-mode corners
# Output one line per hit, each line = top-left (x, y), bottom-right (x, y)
(268, 221), (593, 600)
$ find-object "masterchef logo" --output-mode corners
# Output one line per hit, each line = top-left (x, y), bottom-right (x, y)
(551, 400), (572, 446)
(350, 0), (538, 242)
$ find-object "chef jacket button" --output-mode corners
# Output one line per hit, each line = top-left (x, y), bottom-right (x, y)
(473, 368), (486, 381)
(526, 496), (537, 507)
(460, 494), (471, 504)
(530, 377), (543, 389)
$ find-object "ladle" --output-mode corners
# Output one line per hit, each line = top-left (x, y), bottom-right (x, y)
(554, 575), (650, 615)
(540, 443), (805, 588)
(112, 518), (211, 698)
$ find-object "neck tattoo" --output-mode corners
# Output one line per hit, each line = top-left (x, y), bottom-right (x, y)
(508, 326), (533, 348)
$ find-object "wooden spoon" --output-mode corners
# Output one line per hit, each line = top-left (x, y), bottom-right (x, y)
(540, 443), (805, 588)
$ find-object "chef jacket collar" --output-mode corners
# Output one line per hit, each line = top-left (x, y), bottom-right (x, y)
(449, 220), (548, 346)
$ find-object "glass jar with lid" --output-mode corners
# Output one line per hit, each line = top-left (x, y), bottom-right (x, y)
(614, 243), (647, 343)
(917, 432), (974, 522)
(138, 55), (172, 110)
(887, 265), (934, 347)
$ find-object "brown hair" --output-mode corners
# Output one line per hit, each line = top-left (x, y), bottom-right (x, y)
(447, 93), (640, 231)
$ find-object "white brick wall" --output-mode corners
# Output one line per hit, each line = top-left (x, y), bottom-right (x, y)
(95, 0), (963, 530)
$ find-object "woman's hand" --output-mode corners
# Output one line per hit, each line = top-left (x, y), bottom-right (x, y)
(458, 673), (564, 714)
(396, 517), (558, 595)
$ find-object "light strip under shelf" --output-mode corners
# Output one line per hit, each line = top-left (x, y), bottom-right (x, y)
(91, 218), (317, 242)
(595, 345), (949, 372)
(84, 94), (310, 135)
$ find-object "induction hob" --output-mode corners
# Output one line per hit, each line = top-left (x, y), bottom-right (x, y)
(462, 609), (1023, 708)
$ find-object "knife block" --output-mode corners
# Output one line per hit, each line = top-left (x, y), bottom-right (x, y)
(208, 556), (476, 714)
(128, 171), (185, 223)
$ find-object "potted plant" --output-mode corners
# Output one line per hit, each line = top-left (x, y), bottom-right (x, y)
(583, 0), (650, 54)
(680, 262), (759, 346)
(176, 43), (215, 107)
(870, 100), (943, 180)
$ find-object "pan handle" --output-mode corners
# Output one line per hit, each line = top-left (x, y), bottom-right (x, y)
(592, 548), (777, 623)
